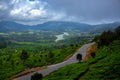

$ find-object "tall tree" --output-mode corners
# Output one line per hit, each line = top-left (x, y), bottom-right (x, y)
(76, 54), (82, 63)
(20, 49), (29, 65)
(31, 73), (43, 80)
(115, 26), (120, 39)
(0, 59), (2, 66)
(91, 52), (96, 58)
(47, 51), (54, 64)
(11, 59), (14, 70)
(93, 26), (120, 47)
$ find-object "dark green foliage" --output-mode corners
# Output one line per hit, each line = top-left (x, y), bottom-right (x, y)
(16, 62), (19, 65)
(115, 26), (120, 39)
(0, 36), (7, 49)
(76, 44), (78, 47)
(0, 41), (7, 49)
(7, 58), (10, 61)
(47, 51), (54, 64)
(3, 57), (6, 60)
(0, 36), (11, 49)
(40, 55), (42, 57)
(31, 73), (43, 80)
(93, 26), (120, 47)
(20, 50), (29, 64)
(76, 54), (82, 62)
(91, 52), (96, 58)
(34, 59), (37, 63)
(0, 59), (2, 65)
(70, 44), (74, 47)
(11, 59), (14, 70)
(39, 59), (41, 62)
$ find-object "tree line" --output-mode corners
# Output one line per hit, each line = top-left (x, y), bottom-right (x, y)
(93, 26), (120, 47)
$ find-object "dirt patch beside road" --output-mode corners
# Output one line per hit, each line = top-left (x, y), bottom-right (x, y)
(84, 44), (97, 61)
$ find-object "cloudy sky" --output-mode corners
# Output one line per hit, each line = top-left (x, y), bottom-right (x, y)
(0, 0), (120, 25)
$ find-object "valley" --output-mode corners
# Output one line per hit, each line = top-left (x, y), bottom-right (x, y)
(0, 21), (120, 80)
(0, 21), (95, 80)
(0, 0), (120, 80)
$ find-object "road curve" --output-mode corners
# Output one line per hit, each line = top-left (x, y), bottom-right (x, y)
(14, 42), (94, 80)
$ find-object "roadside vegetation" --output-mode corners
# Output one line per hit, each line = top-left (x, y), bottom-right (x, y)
(43, 26), (120, 80)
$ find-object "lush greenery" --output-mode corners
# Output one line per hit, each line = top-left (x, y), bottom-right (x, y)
(43, 26), (120, 80)
(0, 29), (93, 80)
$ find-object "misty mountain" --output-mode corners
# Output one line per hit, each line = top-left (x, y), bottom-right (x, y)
(0, 21), (120, 33)
(0, 21), (30, 32)
(33, 21), (94, 32)
(0, 21), (93, 32)
(90, 22), (120, 33)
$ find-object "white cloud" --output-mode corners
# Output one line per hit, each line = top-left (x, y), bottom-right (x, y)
(29, 9), (45, 16)
(0, 0), (120, 25)
(8, 0), (70, 25)
(10, 8), (21, 15)
(0, 0), (82, 25)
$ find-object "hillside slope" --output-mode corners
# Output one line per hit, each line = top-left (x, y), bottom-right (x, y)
(81, 40), (120, 80)
(43, 40), (120, 80)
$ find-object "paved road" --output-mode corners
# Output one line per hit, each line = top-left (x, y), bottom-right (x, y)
(14, 42), (94, 80)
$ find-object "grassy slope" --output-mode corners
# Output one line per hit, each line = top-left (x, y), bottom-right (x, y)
(82, 40), (120, 80)
(44, 62), (89, 80)
(43, 40), (120, 80)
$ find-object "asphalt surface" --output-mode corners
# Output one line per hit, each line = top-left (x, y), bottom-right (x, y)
(14, 42), (94, 80)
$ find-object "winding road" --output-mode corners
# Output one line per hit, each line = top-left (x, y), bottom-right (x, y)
(14, 42), (94, 80)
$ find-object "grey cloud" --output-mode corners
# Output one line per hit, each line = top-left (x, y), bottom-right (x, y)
(0, 0), (120, 25)
(45, 0), (120, 24)
(0, 0), (68, 25)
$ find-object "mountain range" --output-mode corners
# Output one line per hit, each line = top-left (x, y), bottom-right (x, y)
(0, 21), (120, 33)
